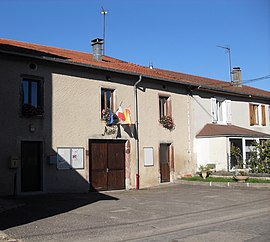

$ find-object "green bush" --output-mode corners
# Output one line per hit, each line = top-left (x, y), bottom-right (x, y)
(248, 140), (270, 174)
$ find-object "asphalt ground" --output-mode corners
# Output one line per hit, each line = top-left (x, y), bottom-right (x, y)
(0, 183), (270, 242)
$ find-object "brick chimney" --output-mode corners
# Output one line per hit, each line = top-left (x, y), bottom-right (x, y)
(232, 67), (242, 87)
(91, 38), (103, 61)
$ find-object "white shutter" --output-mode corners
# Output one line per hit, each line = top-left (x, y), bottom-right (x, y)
(226, 100), (232, 124)
(211, 98), (217, 123)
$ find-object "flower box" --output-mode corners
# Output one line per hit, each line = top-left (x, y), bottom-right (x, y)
(159, 115), (175, 131)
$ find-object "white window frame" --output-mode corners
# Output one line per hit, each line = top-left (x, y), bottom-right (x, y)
(211, 98), (231, 124)
(254, 104), (259, 125)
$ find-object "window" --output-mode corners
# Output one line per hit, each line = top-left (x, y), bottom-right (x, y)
(22, 78), (43, 116)
(159, 96), (171, 119)
(211, 98), (231, 124)
(101, 88), (114, 116)
(249, 103), (266, 126)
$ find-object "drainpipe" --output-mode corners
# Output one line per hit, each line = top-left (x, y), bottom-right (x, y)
(134, 75), (142, 190)
(187, 94), (192, 163)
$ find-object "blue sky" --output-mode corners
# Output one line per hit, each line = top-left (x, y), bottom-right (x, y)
(1, 0), (270, 91)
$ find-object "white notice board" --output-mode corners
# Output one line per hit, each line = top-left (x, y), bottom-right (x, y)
(143, 147), (154, 166)
(57, 147), (84, 169)
(57, 148), (71, 169)
(71, 148), (84, 169)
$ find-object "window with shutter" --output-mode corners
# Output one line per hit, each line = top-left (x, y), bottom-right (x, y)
(249, 103), (255, 126)
(261, 105), (266, 126)
(249, 103), (260, 126)
(254, 105), (259, 125)
(225, 100), (232, 124)
(211, 98), (230, 124)
(159, 96), (171, 119)
(211, 98), (217, 123)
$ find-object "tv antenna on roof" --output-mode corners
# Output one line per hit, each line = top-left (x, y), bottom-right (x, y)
(101, 6), (108, 55)
(217, 45), (232, 82)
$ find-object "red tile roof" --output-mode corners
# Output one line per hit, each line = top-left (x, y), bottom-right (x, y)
(196, 123), (270, 138)
(1, 38), (270, 100)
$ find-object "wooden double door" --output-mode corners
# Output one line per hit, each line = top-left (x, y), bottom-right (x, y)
(89, 140), (125, 191)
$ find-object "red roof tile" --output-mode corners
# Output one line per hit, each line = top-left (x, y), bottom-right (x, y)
(196, 123), (270, 138)
(1, 38), (270, 100)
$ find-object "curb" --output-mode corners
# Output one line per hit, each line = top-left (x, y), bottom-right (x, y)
(177, 180), (270, 189)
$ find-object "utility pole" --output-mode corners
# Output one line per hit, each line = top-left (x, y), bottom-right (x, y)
(217, 45), (232, 83)
(101, 7), (108, 55)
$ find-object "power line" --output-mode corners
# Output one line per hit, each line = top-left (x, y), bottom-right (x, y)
(242, 75), (270, 84)
(219, 74), (270, 88)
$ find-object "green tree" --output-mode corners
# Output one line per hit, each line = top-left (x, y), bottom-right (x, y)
(248, 140), (270, 173)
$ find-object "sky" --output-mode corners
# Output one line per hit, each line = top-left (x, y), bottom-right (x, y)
(1, 0), (270, 91)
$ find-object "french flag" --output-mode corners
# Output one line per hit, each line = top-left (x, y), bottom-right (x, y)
(116, 106), (125, 121)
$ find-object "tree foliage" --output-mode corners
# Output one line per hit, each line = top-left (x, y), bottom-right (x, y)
(248, 140), (270, 173)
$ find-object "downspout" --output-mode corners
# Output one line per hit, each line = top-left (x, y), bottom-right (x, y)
(187, 94), (192, 164)
(134, 75), (142, 189)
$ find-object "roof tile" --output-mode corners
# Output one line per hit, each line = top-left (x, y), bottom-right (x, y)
(1, 38), (270, 99)
(197, 123), (270, 138)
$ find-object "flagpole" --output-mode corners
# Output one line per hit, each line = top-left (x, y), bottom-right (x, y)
(134, 75), (142, 190)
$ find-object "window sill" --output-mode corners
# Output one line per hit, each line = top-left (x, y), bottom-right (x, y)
(21, 114), (44, 119)
(21, 110), (44, 118)
(212, 121), (228, 125)
(250, 124), (266, 127)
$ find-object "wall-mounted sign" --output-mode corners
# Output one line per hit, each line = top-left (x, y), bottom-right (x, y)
(143, 147), (154, 167)
(57, 147), (84, 170)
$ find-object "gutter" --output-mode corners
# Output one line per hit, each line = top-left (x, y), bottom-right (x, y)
(1, 49), (270, 101)
(134, 75), (142, 190)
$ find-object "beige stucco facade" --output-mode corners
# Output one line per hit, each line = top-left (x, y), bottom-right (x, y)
(1, 41), (270, 195)
(0, 52), (196, 195)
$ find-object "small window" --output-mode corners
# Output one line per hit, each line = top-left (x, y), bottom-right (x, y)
(101, 88), (114, 117)
(249, 103), (259, 126)
(216, 100), (223, 122)
(211, 98), (231, 124)
(22, 78), (43, 116)
(159, 96), (171, 119)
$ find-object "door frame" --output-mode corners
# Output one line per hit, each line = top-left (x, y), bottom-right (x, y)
(89, 139), (127, 191)
(159, 142), (174, 183)
(20, 140), (43, 194)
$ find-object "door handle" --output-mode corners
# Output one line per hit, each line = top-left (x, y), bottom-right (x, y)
(107, 168), (109, 173)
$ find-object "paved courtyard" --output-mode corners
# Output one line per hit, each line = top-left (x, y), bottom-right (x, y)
(0, 183), (270, 241)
